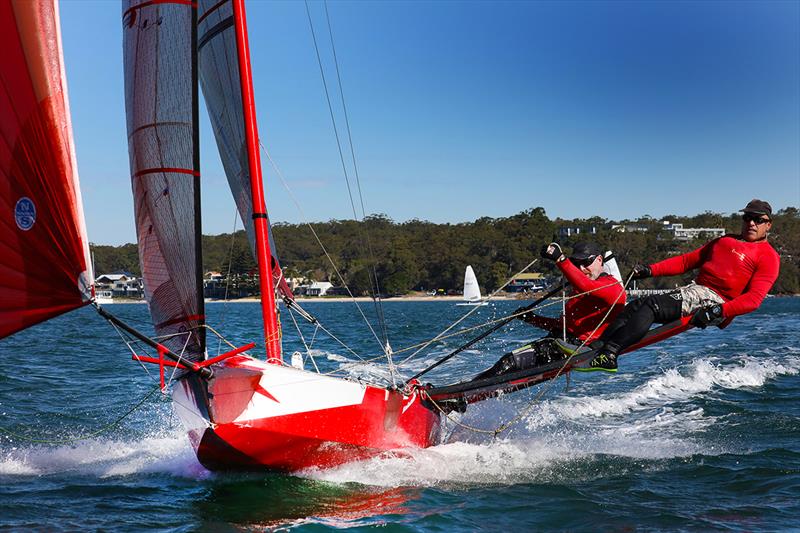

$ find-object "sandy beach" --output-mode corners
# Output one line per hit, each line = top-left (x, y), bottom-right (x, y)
(208, 294), (524, 303)
(101, 293), (536, 304)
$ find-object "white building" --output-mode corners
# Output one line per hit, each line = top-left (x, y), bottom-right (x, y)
(95, 273), (143, 298)
(559, 226), (598, 237)
(662, 221), (725, 241)
(303, 281), (333, 297)
(612, 224), (649, 233)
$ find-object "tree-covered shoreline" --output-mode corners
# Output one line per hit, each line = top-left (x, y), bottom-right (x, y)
(91, 207), (800, 295)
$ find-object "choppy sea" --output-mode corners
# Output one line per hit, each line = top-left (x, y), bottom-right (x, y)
(0, 297), (798, 531)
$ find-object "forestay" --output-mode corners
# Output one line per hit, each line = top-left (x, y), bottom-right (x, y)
(122, 0), (205, 361)
(0, 0), (93, 340)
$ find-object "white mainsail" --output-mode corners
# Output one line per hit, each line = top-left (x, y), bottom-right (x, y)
(462, 265), (482, 303)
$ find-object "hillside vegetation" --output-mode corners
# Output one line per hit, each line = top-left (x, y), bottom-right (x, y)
(91, 206), (800, 295)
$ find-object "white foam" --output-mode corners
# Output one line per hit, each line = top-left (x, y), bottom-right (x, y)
(303, 440), (568, 487)
(525, 353), (800, 425)
(0, 427), (204, 479)
(303, 352), (799, 488)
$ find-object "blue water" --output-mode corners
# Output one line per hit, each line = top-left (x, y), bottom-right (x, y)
(1, 297), (798, 531)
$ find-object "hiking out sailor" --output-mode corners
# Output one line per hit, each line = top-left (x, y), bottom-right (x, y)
(576, 199), (781, 373)
(474, 241), (626, 380)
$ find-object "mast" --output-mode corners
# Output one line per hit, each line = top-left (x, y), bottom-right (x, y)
(192, 0), (206, 354)
(231, 0), (281, 361)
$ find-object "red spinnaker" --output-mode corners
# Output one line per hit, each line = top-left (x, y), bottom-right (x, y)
(0, 0), (93, 340)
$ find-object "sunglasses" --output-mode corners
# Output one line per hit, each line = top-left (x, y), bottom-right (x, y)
(570, 255), (597, 268)
(742, 214), (771, 225)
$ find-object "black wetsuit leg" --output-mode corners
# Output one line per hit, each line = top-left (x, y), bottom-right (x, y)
(600, 293), (682, 354)
(473, 338), (569, 380)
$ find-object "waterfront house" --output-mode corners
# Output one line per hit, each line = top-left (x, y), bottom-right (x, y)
(94, 273), (143, 299)
(506, 273), (549, 293)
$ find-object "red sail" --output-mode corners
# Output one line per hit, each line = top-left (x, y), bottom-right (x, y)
(122, 0), (206, 361)
(0, 0), (93, 340)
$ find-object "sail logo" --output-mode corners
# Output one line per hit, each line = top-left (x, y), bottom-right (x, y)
(14, 197), (36, 231)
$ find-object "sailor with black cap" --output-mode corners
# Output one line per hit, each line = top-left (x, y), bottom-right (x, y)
(576, 199), (780, 372)
(474, 240), (626, 380)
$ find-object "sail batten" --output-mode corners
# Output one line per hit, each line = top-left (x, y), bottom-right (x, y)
(122, 0), (205, 361)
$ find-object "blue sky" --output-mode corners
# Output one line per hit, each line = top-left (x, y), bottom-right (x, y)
(60, 1), (799, 246)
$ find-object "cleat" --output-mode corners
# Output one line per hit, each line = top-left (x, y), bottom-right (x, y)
(574, 352), (618, 373)
(554, 338), (590, 357)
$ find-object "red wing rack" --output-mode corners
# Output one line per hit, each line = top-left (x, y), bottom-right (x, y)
(425, 316), (695, 406)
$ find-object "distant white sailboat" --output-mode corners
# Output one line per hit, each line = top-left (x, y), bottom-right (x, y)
(457, 265), (488, 306)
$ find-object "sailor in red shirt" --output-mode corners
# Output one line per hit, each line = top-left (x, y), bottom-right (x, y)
(474, 241), (626, 380)
(581, 199), (780, 373)
(521, 241), (626, 342)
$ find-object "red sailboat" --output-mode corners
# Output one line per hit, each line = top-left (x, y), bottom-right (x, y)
(1, 0), (692, 473)
(0, 0), (439, 472)
(120, 0), (441, 471)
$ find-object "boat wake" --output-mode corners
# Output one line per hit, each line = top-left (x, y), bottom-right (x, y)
(2, 350), (795, 486)
(304, 350), (800, 487)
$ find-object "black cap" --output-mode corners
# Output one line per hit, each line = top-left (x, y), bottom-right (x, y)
(741, 199), (772, 217)
(569, 241), (602, 261)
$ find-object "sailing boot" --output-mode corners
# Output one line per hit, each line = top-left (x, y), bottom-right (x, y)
(574, 352), (618, 373)
(574, 341), (620, 373)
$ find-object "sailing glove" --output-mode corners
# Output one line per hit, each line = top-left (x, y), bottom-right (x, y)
(541, 243), (565, 262)
(690, 304), (724, 329)
(630, 264), (652, 280)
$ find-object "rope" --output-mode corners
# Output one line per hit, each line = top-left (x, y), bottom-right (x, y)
(287, 305), (321, 372)
(0, 384), (162, 445)
(386, 277), (626, 366)
(215, 206), (240, 356)
(303, 0), (390, 350)
(259, 140), (386, 356)
(426, 270), (636, 438)
(396, 258), (540, 369)
(313, 276), (628, 382)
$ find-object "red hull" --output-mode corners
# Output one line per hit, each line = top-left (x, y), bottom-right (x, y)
(173, 356), (441, 472)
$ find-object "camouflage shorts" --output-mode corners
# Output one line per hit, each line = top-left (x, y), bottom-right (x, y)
(676, 282), (725, 316)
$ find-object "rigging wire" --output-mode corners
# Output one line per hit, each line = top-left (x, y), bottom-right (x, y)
(286, 306), (321, 372)
(303, 0), (391, 356)
(396, 257), (540, 369)
(331, 277), (625, 368)
(422, 271), (636, 437)
(215, 206), (241, 356)
(321, 0), (390, 348)
(0, 384), (162, 445)
(316, 277), (627, 386)
(259, 140), (386, 355)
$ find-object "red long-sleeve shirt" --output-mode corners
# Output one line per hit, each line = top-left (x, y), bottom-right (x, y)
(649, 235), (780, 318)
(523, 259), (626, 341)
